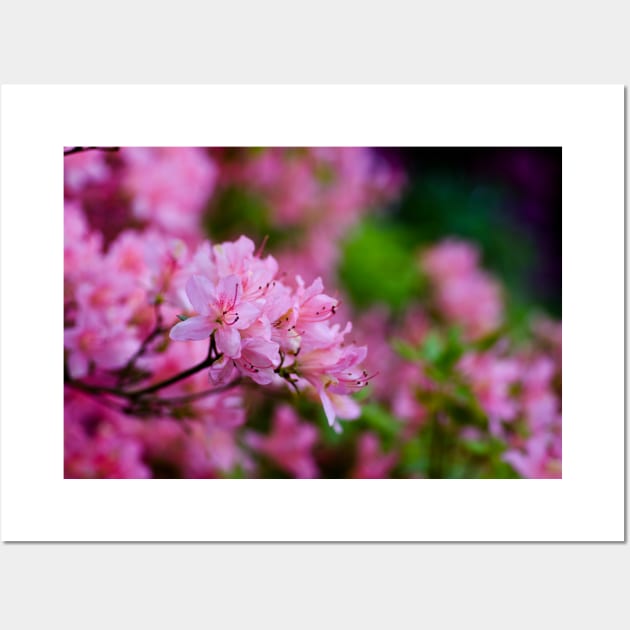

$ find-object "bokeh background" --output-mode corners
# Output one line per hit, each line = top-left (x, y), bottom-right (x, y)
(64, 147), (562, 478)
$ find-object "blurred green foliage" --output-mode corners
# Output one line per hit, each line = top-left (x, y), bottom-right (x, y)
(204, 185), (302, 249)
(338, 218), (425, 313)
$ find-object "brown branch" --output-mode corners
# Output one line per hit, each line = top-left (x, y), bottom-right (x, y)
(64, 146), (120, 157)
(64, 334), (221, 402)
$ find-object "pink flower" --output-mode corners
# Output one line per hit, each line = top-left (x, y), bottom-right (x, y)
(169, 274), (262, 358)
(422, 239), (504, 340)
(520, 356), (560, 431)
(64, 149), (111, 193)
(458, 351), (520, 435)
(391, 362), (429, 433)
(503, 434), (561, 479)
(422, 239), (480, 281)
(64, 202), (103, 288)
(294, 276), (339, 323)
(64, 391), (150, 479)
(295, 326), (371, 430)
(123, 147), (217, 238)
(352, 433), (397, 479)
(64, 310), (140, 378)
(435, 272), (503, 339)
(246, 405), (319, 478)
(136, 419), (247, 478)
(234, 336), (280, 385)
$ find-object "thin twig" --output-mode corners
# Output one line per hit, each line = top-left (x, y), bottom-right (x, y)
(64, 146), (120, 157)
(149, 378), (244, 407)
(117, 306), (165, 386)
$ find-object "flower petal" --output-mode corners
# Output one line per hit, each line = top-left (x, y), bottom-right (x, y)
(318, 387), (336, 427)
(209, 355), (237, 385)
(186, 275), (215, 315)
(217, 274), (241, 306)
(216, 325), (241, 358)
(234, 300), (262, 329)
(328, 392), (361, 420)
(68, 351), (88, 379)
(169, 315), (213, 341)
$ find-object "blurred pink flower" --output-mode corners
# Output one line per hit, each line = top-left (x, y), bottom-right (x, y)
(422, 239), (503, 339)
(246, 405), (319, 478)
(64, 391), (149, 479)
(458, 351), (520, 435)
(64, 309), (140, 378)
(422, 239), (480, 281)
(64, 149), (112, 193)
(123, 147), (216, 238)
(503, 434), (561, 479)
(352, 433), (397, 479)
(520, 356), (560, 431)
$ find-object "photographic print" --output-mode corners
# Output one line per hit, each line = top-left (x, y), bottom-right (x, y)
(64, 146), (562, 480)
(3, 85), (622, 541)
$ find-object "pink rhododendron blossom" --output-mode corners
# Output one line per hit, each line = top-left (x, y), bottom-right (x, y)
(64, 309), (141, 378)
(458, 351), (520, 434)
(170, 274), (262, 357)
(135, 418), (249, 478)
(64, 202), (104, 292)
(64, 391), (150, 479)
(520, 356), (560, 431)
(352, 433), (398, 479)
(246, 405), (319, 478)
(123, 147), (217, 238)
(292, 324), (370, 430)
(422, 239), (503, 340)
(503, 434), (561, 479)
(422, 239), (480, 281)
(64, 149), (112, 193)
(234, 336), (280, 385)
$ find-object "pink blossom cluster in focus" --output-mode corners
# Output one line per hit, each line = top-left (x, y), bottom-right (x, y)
(169, 234), (372, 431)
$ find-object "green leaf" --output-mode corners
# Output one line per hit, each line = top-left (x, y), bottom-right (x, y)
(391, 338), (422, 362)
(420, 332), (444, 363)
(463, 439), (491, 456)
(360, 403), (401, 438)
(176, 314), (189, 321)
(338, 218), (425, 312)
(401, 437), (429, 474)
